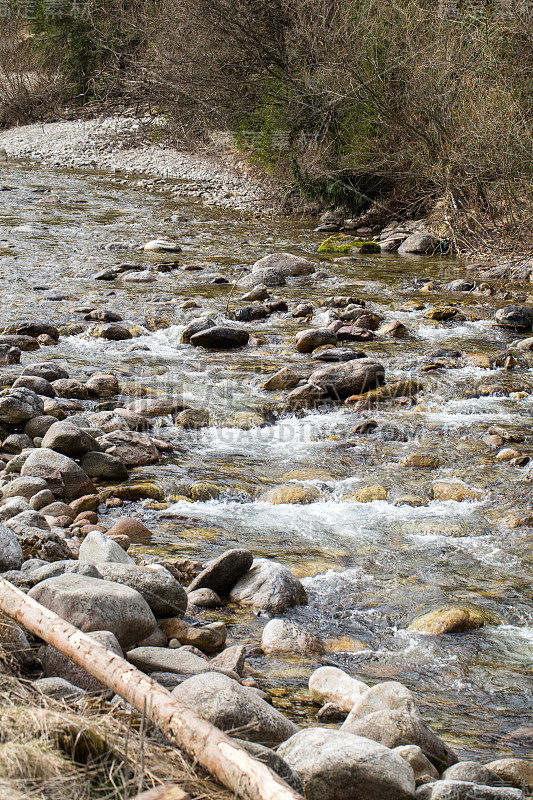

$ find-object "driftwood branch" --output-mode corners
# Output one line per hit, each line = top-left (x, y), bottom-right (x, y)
(0, 578), (304, 800)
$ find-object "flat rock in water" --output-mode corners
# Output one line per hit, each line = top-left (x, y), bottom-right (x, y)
(97, 563), (187, 617)
(277, 727), (416, 800)
(237, 267), (286, 290)
(21, 449), (94, 500)
(187, 548), (254, 596)
(229, 557), (307, 614)
(252, 252), (315, 276)
(172, 671), (298, 746)
(190, 326), (249, 349)
(28, 574), (157, 648)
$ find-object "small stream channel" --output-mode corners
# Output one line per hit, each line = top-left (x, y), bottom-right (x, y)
(2, 161), (533, 761)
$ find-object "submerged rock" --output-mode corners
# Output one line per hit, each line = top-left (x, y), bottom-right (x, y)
(407, 605), (498, 635)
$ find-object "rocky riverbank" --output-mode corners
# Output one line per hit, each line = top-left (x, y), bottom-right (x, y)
(0, 115), (273, 213)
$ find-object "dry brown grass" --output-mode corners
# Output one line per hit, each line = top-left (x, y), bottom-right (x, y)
(0, 675), (236, 800)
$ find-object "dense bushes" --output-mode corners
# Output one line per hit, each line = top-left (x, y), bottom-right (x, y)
(2, 0), (533, 236)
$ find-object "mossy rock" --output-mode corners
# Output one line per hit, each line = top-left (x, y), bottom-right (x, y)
(318, 235), (380, 254)
(259, 483), (322, 504)
(189, 481), (223, 501)
(408, 605), (500, 635)
(113, 483), (165, 502)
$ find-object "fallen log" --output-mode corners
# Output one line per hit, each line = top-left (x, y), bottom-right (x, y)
(130, 787), (190, 800)
(0, 578), (304, 800)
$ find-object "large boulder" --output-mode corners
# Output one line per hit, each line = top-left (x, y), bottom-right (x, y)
(172, 671), (298, 746)
(342, 709), (457, 771)
(237, 268), (286, 290)
(277, 727), (416, 800)
(309, 358), (385, 400)
(0, 524), (24, 571)
(41, 421), (100, 458)
(397, 233), (441, 255)
(229, 558), (307, 614)
(12, 375), (56, 397)
(309, 666), (368, 712)
(252, 253), (316, 277)
(21, 449), (94, 500)
(28, 574), (156, 648)
(0, 388), (44, 424)
(1, 477), (48, 501)
(20, 447), (94, 500)
(96, 563), (187, 617)
(97, 430), (160, 466)
(187, 548), (253, 596)
(441, 762), (504, 786)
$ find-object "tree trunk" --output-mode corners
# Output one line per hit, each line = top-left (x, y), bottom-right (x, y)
(0, 578), (304, 800)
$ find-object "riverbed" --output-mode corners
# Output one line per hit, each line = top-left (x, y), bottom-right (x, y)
(1, 158), (533, 762)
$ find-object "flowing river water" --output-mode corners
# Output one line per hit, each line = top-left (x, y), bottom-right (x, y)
(2, 161), (533, 762)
